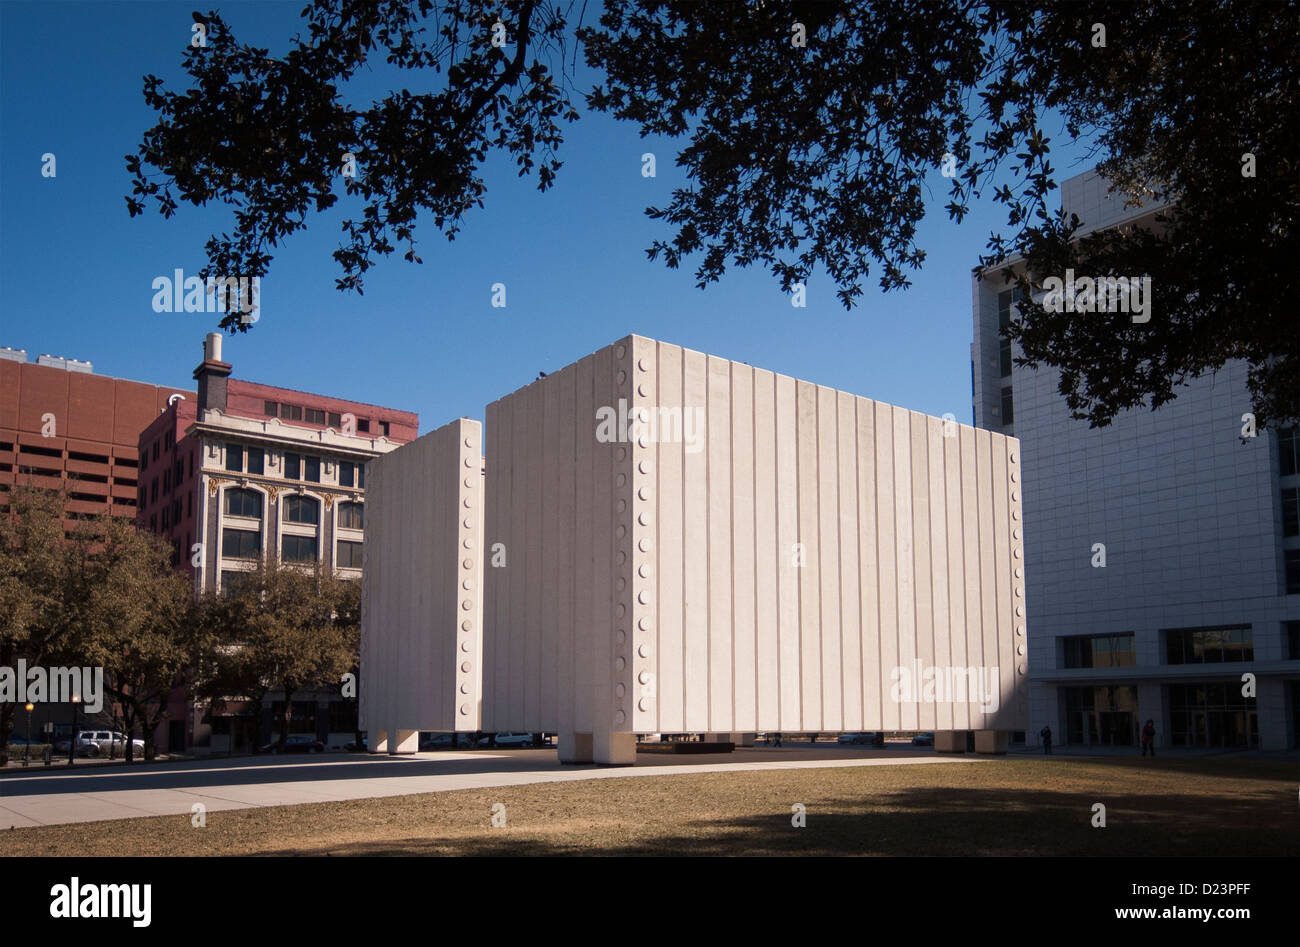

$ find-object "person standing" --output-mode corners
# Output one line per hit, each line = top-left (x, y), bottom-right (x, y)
(1141, 719), (1156, 757)
(1040, 725), (1052, 754)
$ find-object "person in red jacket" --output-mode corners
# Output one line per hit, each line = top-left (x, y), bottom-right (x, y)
(1141, 719), (1156, 757)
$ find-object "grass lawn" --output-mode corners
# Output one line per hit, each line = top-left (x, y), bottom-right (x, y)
(2, 755), (1296, 856)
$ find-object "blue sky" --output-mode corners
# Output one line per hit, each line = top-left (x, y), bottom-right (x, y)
(1, 1), (1098, 433)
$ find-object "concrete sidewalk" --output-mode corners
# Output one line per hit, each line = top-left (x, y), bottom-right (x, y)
(0, 747), (989, 829)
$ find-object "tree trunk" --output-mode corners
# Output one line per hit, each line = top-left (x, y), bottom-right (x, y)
(279, 687), (295, 752)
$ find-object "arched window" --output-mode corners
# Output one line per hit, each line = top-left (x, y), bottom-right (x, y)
(224, 487), (263, 519)
(338, 501), (364, 530)
(284, 494), (320, 525)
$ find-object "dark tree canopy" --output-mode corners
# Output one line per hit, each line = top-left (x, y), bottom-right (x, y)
(127, 0), (1298, 427)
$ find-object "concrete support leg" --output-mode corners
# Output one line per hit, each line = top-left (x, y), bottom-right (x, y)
(557, 731), (593, 764)
(934, 730), (966, 753)
(974, 729), (1008, 755)
(728, 732), (757, 747)
(593, 731), (637, 766)
(371, 730), (389, 754)
(389, 728), (419, 755)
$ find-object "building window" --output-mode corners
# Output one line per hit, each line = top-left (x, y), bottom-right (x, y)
(284, 494), (320, 525)
(338, 540), (364, 568)
(221, 528), (260, 559)
(1286, 549), (1300, 595)
(161, 507), (170, 529)
(151, 478), (158, 503)
(188, 453), (193, 478)
(264, 401), (278, 417)
(1000, 386), (1014, 426)
(1165, 626), (1253, 664)
(283, 453), (320, 483)
(1063, 633), (1136, 669)
(328, 412), (342, 430)
(280, 403), (303, 422)
(186, 492), (192, 518)
(152, 441), (159, 461)
(1282, 487), (1299, 537)
(225, 444), (243, 473)
(1064, 685), (1138, 746)
(305, 408), (325, 425)
(379, 421), (390, 437)
(339, 461), (355, 488)
(1169, 683), (1257, 748)
(281, 534), (319, 562)
(357, 463), (366, 489)
(224, 487), (263, 519)
(357, 418), (370, 433)
(246, 448), (264, 476)
(1280, 427), (1299, 477)
(163, 469), (171, 493)
(1286, 621), (1299, 660)
(338, 501), (364, 530)
(303, 455), (320, 482)
(284, 453), (301, 480)
(221, 570), (254, 595)
(999, 337), (1012, 378)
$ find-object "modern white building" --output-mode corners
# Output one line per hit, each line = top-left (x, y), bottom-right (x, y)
(972, 170), (1300, 751)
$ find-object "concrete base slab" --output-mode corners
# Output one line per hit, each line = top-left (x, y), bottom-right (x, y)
(389, 729), (419, 755)
(557, 732), (593, 764)
(593, 731), (636, 766)
(975, 730), (1008, 755)
(935, 731), (967, 753)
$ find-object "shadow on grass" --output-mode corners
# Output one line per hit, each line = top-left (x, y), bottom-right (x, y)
(276, 783), (1299, 857)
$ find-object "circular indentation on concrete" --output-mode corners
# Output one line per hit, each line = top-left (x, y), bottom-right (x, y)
(638, 358), (649, 372)
(637, 643), (650, 658)
(1009, 451), (1017, 463)
(616, 525), (627, 540)
(637, 436), (649, 448)
(638, 698), (649, 711)
(460, 641), (471, 652)
(617, 499), (627, 513)
(1010, 471), (1018, 482)
(616, 604), (626, 618)
(615, 710), (626, 725)
(1011, 509), (1019, 520)
(637, 384), (647, 397)
(1016, 644), (1025, 656)
(616, 344), (627, 359)
(615, 683), (626, 698)
(462, 599), (473, 610)
(464, 436), (474, 448)
(638, 563), (650, 578)
(638, 512), (650, 526)
(460, 682), (470, 694)
(617, 551), (626, 565)
(616, 629), (626, 645)
(616, 577), (626, 592)
(617, 371), (627, 385)
(637, 617), (651, 631)
(638, 670), (651, 684)
(1011, 490), (1019, 502)
(1016, 625), (1025, 637)
(638, 460), (651, 474)
(1013, 547), (1021, 559)
(461, 661), (472, 673)
(462, 578), (472, 590)
(1016, 605), (1024, 617)
(616, 656), (626, 671)
(637, 486), (650, 500)
(464, 538), (474, 549)
(638, 537), (652, 552)
(462, 620), (473, 632)
(616, 473), (627, 487)
(637, 590), (651, 604)
(1012, 528), (1021, 540)
(463, 558), (473, 569)
(1017, 664), (1026, 675)
(1014, 567), (1023, 578)
(617, 447), (627, 462)
(1014, 587), (1023, 597)
(464, 457), (473, 468)
(463, 517), (473, 528)
(463, 497), (472, 508)
(460, 703), (469, 715)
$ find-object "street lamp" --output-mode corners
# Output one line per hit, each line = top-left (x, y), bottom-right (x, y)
(23, 702), (34, 767)
(68, 694), (81, 767)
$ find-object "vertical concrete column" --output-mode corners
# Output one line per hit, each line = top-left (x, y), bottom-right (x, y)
(728, 733), (757, 747)
(558, 732), (593, 764)
(371, 729), (389, 754)
(1256, 677), (1287, 751)
(934, 731), (966, 753)
(389, 729), (419, 755)
(593, 731), (636, 766)
(974, 729), (1008, 754)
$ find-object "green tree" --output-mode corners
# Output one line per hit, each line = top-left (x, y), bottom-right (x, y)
(199, 555), (358, 753)
(127, 1), (1297, 427)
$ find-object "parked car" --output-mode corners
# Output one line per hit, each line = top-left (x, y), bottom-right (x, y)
(911, 732), (935, 746)
(493, 732), (536, 747)
(261, 734), (325, 754)
(837, 732), (885, 746)
(345, 735), (367, 752)
(420, 733), (462, 750)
